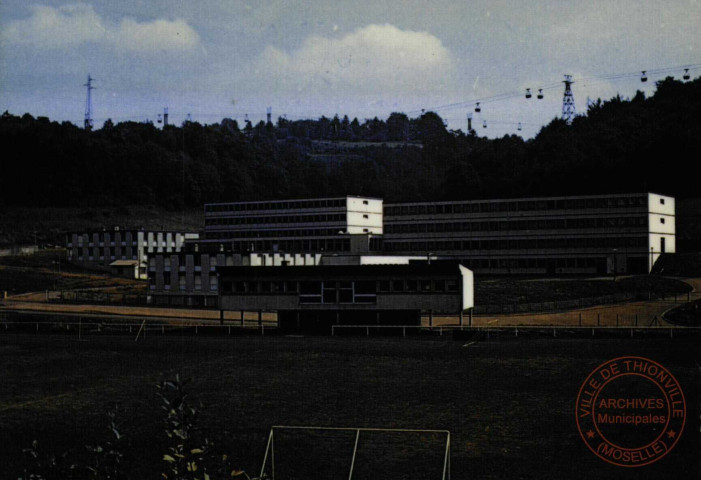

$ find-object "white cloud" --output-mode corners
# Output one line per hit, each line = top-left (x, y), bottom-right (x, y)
(250, 23), (456, 97)
(2, 4), (201, 53)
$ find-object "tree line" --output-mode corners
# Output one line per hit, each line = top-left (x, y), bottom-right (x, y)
(1, 76), (699, 209)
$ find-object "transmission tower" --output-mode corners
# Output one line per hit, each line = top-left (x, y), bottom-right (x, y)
(83, 74), (95, 130)
(561, 74), (575, 124)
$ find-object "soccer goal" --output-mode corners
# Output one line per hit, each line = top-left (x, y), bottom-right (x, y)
(259, 425), (451, 480)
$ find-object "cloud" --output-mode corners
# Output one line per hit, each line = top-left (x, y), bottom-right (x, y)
(2, 4), (201, 53)
(249, 23), (456, 97)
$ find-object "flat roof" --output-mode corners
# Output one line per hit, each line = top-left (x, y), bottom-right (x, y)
(205, 195), (383, 207)
(218, 262), (467, 278)
(384, 192), (672, 207)
(109, 260), (140, 266)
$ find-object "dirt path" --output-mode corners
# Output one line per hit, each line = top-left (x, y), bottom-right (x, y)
(430, 277), (701, 327)
(3, 278), (700, 327)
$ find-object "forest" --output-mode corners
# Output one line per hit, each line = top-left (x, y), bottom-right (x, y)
(1, 76), (699, 209)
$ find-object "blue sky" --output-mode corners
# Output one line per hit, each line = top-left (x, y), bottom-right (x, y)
(1, 1), (699, 137)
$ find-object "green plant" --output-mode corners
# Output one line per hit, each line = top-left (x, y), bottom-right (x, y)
(19, 440), (77, 480)
(86, 408), (125, 479)
(158, 374), (212, 480)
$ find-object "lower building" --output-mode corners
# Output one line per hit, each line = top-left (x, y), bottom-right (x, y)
(218, 263), (474, 334)
(66, 227), (199, 279)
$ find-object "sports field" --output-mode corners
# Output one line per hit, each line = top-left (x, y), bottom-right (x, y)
(0, 332), (698, 479)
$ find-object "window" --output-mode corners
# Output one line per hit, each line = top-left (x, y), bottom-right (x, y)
(339, 281), (353, 303)
(660, 218), (665, 224)
(323, 281), (337, 303)
(660, 198), (665, 205)
(354, 281), (376, 304)
(378, 280), (390, 292)
(392, 280), (405, 292)
(299, 281), (322, 303)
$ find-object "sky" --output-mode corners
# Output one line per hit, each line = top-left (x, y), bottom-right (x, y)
(1, 0), (700, 138)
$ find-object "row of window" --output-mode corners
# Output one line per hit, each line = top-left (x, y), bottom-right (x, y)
(384, 196), (647, 216)
(383, 236), (648, 252)
(205, 198), (348, 213)
(205, 228), (352, 239)
(205, 213), (347, 226)
(220, 278), (459, 303)
(385, 216), (647, 234)
(151, 273), (218, 291)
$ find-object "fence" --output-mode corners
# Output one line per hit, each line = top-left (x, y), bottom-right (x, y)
(330, 323), (701, 338)
(0, 315), (276, 338)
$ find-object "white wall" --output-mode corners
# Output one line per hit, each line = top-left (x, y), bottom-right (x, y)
(346, 197), (383, 234)
(648, 193), (676, 271)
(459, 265), (474, 310)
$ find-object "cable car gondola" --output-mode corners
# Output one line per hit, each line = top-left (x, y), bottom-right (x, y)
(537, 89), (544, 100)
(482, 120), (487, 128)
(475, 102), (481, 113)
(517, 122), (522, 131)
(683, 68), (690, 81)
(525, 88), (532, 99)
(641, 71), (648, 82)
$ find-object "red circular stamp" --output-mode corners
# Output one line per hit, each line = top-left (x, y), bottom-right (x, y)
(575, 356), (686, 467)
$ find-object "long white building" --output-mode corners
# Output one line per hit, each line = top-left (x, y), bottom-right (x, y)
(382, 192), (675, 275)
(201, 196), (383, 253)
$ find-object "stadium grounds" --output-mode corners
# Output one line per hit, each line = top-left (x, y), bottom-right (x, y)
(0, 330), (698, 479)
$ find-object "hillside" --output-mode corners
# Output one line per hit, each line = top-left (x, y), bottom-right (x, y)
(0, 76), (699, 209)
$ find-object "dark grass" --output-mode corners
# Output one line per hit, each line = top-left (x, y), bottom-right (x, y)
(0, 332), (699, 479)
(666, 299), (701, 326)
(475, 275), (691, 305)
(0, 206), (203, 247)
(0, 249), (146, 295)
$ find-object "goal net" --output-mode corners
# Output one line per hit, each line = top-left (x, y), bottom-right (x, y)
(259, 426), (450, 480)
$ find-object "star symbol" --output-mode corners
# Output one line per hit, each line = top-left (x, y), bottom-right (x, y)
(667, 430), (676, 439)
(586, 430), (595, 439)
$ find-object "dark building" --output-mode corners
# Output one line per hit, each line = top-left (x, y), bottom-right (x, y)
(218, 263), (474, 334)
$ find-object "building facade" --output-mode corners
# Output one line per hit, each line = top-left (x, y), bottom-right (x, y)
(201, 196), (383, 254)
(382, 192), (675, 275)
(66, 228), (199, 278)
(218, 263), (474, 333)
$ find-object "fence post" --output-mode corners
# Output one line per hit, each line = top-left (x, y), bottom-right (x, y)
(597, 313), (600, 326)
(578, 313), (582, 327)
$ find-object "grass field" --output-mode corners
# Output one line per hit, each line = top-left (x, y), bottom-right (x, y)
(0, 249), (145, 295)
(0, 332), (698, 479)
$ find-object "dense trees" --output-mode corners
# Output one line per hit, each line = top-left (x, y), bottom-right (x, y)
(1, 77), (699, 209)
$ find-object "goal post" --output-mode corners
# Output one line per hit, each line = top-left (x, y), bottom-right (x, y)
(259, 425), (451, 480)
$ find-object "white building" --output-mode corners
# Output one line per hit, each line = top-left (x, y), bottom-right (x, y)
(66, 227), (199, 279)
